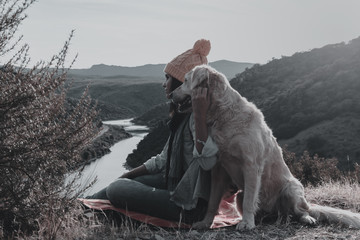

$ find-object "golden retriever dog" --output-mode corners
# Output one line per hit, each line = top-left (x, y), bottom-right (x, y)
(171, 64), (360, 230)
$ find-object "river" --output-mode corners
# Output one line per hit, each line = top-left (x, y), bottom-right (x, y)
(78, 119), (148, 196)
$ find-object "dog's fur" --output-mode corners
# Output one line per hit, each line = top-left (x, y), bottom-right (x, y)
(171, 65), (360, 230)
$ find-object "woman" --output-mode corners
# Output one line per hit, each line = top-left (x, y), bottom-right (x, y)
(87, 39), (218, 224)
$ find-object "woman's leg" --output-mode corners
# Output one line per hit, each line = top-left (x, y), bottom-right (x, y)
(86, 174), (206, 223)
(85, 187), (108, 199)
(85, 173), (166, 199)
(106, 177), (182, 222)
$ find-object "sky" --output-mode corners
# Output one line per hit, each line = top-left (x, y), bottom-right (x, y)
(16, 0), (360, 69)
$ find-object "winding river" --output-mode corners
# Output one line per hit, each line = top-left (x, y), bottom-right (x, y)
(78, 119), (148, 196)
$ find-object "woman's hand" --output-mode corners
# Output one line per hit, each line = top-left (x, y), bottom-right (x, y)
(191, 87), (210, 119)
(119, 171), (132, 178)
(119, 164), (149, 179)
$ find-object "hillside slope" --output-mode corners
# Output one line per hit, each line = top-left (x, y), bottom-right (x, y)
(230, 36), (360, 168)
(66, 75), (165, 119)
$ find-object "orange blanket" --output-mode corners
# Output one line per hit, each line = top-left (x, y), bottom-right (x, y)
(79, 194), (242, 229)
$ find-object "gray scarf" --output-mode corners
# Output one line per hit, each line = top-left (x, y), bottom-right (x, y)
(165, 113), (191, 191)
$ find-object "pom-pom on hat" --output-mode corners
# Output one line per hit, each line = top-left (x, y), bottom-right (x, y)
(164, 39), (211, 82)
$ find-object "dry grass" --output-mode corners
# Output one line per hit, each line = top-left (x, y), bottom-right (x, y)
(4, 180), (360, 239)
(72, 181), (360, 240)
(305, 180), (360, 212)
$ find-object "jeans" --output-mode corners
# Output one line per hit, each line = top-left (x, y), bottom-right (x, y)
(86, 173), (207, 224)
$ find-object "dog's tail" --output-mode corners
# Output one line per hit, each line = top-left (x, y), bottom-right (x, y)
(308, 204), (360, 229)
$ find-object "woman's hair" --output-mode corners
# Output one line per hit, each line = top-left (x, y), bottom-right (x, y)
(169, 77), (183, 117)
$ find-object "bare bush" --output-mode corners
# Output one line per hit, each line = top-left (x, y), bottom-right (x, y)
(282, 148), (360, 186)
(0, 0), (99, 238)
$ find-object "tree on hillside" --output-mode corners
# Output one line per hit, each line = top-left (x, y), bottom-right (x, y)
(0, 0), (99, 238)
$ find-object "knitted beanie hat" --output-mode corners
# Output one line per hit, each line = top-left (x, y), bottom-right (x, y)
(164, 39), (211, 82)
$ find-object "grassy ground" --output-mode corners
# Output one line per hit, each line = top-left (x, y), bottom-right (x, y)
(77, 181), (360, 240)
(9, 180), (358, 239)
(84, 223), (360, 240)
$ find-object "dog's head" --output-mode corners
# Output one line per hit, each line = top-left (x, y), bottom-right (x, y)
(170, 65), (227, 113)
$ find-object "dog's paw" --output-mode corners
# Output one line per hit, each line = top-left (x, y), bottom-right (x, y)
(236, 220), (255, 230)
(192, 220), (212, 229)
(300, 215), (317, 225)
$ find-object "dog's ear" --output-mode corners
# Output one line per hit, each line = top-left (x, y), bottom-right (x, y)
(191, 66), (209, 89)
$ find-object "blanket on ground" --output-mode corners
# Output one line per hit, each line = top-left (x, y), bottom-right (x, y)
(79, 194), (242, 229)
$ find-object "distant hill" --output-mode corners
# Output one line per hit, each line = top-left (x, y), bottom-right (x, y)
(69, 64), (165, 78)
(66, 75), (164, 119)
(69, 60), (253, 80)
(66, 60), (253, 119)
(209, 60), (253, 79)
(131, 36), (360, 170)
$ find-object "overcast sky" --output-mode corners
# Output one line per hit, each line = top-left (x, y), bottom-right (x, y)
(17, 0), (360, 69)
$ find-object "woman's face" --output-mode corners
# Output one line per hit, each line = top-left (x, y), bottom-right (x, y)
(163, 74), (173, 99)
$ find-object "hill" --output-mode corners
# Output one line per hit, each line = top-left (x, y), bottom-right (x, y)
(210, 60), (253, 79)
(69, 64), (165, 78)
(66, 60), (252, 119)
(66, 75), (163, 119)
(230, 36), (360, 168)
(131, 36), (360, 170)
